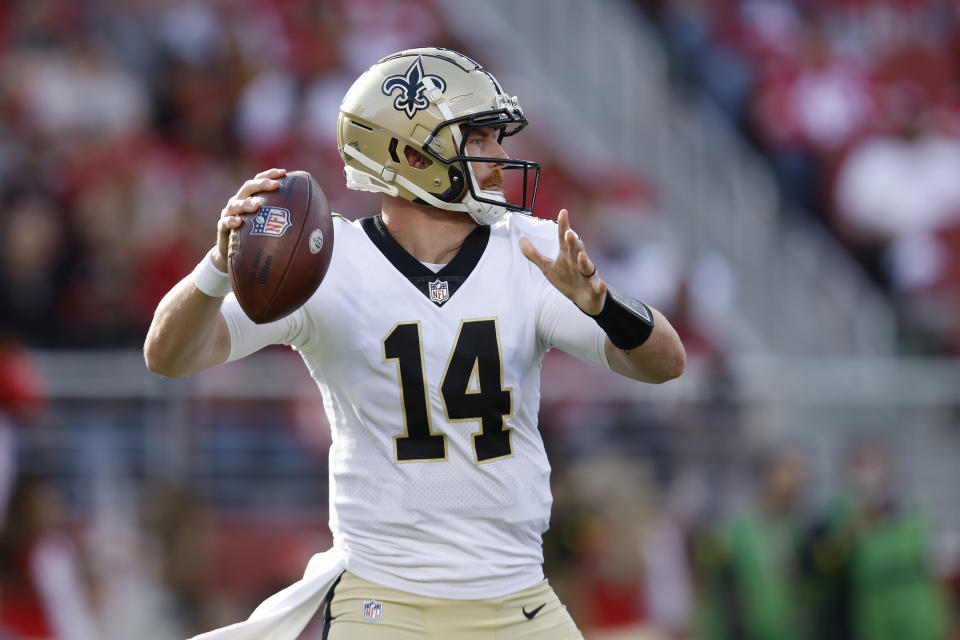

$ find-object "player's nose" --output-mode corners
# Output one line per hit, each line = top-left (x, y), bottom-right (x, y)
(490, 140), (509, 165)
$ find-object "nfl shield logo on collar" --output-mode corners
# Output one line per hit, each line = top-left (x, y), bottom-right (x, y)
(429, 279), (449, 305)
(250, 206), (292, 237)
(362, 599), (383, 622)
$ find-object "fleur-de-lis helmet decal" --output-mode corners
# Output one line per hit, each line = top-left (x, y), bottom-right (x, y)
(381, 56), (447, 119)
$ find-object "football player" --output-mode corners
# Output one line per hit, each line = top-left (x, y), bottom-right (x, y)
(144, 47), (685, 639)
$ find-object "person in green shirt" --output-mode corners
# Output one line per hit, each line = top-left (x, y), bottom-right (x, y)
(695, 448), (808, 640)
(801, 439), (949, 640)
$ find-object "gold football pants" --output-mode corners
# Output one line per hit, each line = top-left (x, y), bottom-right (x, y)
(322, 571), (583, 639)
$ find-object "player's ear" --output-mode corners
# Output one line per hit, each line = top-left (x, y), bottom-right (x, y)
(403, 145), (433, 171)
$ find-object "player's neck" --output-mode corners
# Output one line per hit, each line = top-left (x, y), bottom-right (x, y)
(380, 197), (477, 265)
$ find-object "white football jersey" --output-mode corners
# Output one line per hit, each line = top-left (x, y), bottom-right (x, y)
(220, 212), (609, 600)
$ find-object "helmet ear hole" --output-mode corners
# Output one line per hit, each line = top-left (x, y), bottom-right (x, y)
(403, 144), (434, 171)
(388, 138), (401, 163)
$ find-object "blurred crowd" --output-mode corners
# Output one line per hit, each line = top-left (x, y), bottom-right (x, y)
(641, 0), (960, 354)
(0, 0), (431, 348)
(543, 439), (960, 640)
(0, 0), (725, 360)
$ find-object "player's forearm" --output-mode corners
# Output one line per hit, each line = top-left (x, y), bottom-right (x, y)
(145, 170), (287, 377)
(144, 275), (230, 378)
(604, 307), (685, 383)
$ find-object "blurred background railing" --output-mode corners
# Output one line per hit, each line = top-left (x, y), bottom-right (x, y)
(19, 348), (960, 529)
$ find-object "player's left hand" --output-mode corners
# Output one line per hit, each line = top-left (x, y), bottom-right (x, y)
(519, 209), (606, 315)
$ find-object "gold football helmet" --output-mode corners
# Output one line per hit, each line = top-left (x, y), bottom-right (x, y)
(337, 47), (539, 225)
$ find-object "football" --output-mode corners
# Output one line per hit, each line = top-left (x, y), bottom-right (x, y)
(228, 170), (334, 324)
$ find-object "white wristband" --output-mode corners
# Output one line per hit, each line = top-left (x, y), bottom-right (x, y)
(192, 250), (232, 298)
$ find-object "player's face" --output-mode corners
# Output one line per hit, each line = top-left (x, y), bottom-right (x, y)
(464, 126), (507, 192)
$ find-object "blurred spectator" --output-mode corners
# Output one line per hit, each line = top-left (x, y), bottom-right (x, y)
(642, 471), (707, 638)
(0, 197), (71, 346)
(546, 453), (659, 637)
(141, 485), (216, 636)
(694, 447), (808, 640)
(338, 0), (443, 74)
(0, 475), (100, 640)
(750, 16), (877, 214)
(15, 35), (148, 139)
(801, 439), (949, 640)
(833, 89), (960, 288)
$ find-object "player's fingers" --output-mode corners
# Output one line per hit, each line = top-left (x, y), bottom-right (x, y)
(222, 197), (261, 218)
(254, 167), (286, 180)
(217, 215), (244, 234)
(519, 237), (551, 272)
(565, 229), (583, 261)
(236, 176), (281, 199)
(577, 250), (596, 278)
(556, 209), (569, 248)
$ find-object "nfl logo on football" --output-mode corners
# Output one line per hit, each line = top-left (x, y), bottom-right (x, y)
(362, 599), (383, 622)
(251, 206), (292, 237)
(429, 279), (449, 305)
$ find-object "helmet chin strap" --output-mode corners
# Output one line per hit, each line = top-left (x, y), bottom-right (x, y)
(461, 184), (508, 226)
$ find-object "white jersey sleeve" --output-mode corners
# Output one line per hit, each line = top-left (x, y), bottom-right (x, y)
(220, 294), (320, 362)
(536, 283), (610, 370)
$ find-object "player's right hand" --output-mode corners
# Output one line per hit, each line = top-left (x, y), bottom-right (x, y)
(214, 168), (287, 271)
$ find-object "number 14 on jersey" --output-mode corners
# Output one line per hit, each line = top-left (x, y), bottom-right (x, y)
(382, 319), (513, 464)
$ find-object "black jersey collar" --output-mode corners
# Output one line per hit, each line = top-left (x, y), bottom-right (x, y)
(361, 215), (490, 307)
